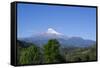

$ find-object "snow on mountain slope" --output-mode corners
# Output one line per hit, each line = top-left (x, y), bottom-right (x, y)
(19, 28), (95, 47)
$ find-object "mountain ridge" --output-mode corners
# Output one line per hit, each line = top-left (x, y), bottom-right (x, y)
(19, 28), (95, 48)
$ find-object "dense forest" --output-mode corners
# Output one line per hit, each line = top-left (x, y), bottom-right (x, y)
(17, 39), (97, 65)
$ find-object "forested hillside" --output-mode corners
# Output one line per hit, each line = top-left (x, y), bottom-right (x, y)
(17, 39), (97, 65)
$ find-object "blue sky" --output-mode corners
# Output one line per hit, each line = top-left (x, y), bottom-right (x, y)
(17, 3), (96, 41)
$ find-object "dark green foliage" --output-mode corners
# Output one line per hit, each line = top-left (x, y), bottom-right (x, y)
(17, 41), (41, 65)
(19, 49), (31, 64)
(17, 40), (97, 65)
(43, 39), (65, 63)
(27, 45), (41, 64)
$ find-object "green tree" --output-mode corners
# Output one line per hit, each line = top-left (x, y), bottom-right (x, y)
(43, 39), (65, 63)
(19, 49), (31, 64)
(19, 44), (41, 64)
(27, 45), (41, 64)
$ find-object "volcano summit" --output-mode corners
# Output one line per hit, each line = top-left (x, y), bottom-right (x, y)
(19, 28), (95, 47)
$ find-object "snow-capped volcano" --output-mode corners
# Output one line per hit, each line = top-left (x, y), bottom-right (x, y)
(46, 28), (62, 35)
(19, 28), (95, 48)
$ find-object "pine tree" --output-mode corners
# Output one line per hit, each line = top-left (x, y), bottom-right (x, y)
(43, 39), (64, 63)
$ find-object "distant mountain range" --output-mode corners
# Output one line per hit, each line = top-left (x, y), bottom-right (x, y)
(19, 28), (95, 48)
